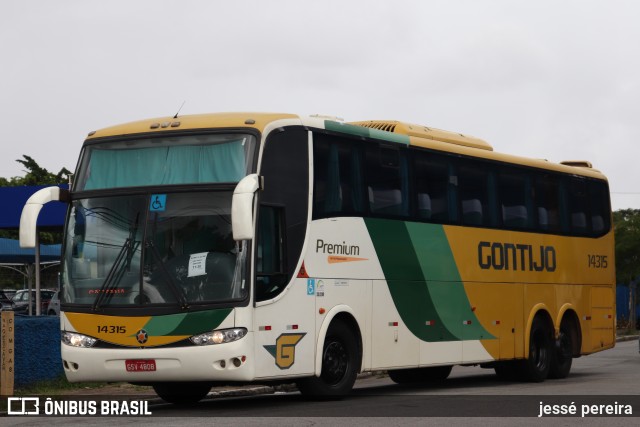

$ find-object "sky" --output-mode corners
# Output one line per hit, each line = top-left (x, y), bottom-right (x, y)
(1, 0), (639, 210)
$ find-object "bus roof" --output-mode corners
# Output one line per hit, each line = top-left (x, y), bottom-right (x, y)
(85, 112), (300, 139)
(85, 112), (607, 181)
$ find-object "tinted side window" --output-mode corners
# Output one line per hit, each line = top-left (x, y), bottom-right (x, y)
(458, 162), (493, 226)
(313, 133), (365, 219)
(365, 145), (409, 217)
(534, 174), (562, 233)
(589, 180), (611, 235)
(256, 129), (309, 302)
(567, 178), (590, 235)
(499, 169), (532, 230)
(414, 151), (456, 223)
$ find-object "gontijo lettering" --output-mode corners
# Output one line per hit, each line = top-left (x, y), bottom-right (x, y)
(478, 241), (556, 272)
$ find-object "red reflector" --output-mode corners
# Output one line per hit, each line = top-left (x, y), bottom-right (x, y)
(292, 325), (298, 330)
(297, 261), (309, 278)
(265, 325), (272, 331)
(387, 321), (398, 327)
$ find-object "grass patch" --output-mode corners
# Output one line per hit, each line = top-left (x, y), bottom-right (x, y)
(14, 376), (107, 396)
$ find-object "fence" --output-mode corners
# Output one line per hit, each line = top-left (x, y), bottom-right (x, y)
(0, 314), (62, 391)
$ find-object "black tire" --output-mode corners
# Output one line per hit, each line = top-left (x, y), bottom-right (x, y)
(152, 382), (211, 404)
(520, 316), (552, 382)
(548, 324), (573, 379)
(389, 366), (452, 384)
(296, 319), (360, 398)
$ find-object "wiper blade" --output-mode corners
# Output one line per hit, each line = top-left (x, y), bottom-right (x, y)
(92, 238), (140, 311)
(92, 213), (140, 311)
(146, 240), (189, 310)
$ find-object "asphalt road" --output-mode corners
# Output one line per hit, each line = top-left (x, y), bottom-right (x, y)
(3, 339), (639, 426)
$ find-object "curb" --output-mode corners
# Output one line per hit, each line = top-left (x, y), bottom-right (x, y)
(616, 335), (639, 342)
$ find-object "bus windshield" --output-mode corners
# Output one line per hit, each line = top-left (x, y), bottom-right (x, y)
(75, 133), (256, 191)
(62, 190), (247, 308)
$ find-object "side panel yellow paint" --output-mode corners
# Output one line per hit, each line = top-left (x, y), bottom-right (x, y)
(443, 226), (615, 359)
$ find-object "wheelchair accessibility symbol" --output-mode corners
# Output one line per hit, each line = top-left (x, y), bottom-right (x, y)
(150, 194), (167, 212)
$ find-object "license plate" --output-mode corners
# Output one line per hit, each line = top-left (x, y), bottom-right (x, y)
(125, 359), (156, 372)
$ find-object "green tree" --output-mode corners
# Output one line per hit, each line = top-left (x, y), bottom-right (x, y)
(0, 155), (71, 187)
(0, 156), (71, 243)
(613, 209), (640, 330)
(613, 209), (640, 285)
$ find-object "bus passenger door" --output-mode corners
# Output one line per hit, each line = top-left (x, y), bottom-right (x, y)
(252, 128), (315, 379)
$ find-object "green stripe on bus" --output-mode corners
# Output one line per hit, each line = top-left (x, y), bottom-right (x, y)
(144, 308), (232, 336)
(324, 120), (410, 145)
(365, 219), (494, 342)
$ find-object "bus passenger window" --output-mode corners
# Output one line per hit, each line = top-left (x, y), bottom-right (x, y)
(567, 178), (589, 234)
(413, 151), (452, 223)
(313, 134), (365, 218)
(498, 170), (532, 230)
(458, 164), (491, 226)
(588, 180), (611, 235)
(366, 145), (409, 217)
(534, 175), (561, 232)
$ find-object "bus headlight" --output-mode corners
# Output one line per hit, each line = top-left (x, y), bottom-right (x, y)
(62, 331), (97, 348)
(190, 328), (247, 346)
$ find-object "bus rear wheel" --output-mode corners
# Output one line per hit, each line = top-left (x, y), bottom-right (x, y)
(520, 316), (552, 382)
(296, 319), (360, 398)
(548, 324), (573, 379)
(388, 366), (452, 384)
(152, 382), (211, 404)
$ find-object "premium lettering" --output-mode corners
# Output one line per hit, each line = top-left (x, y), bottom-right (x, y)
(478, 241), (556, 272)
(316, 239), (360, 256)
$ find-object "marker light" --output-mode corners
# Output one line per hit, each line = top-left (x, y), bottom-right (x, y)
(190, 328), (247, 346)
(62, 331), (97, 348)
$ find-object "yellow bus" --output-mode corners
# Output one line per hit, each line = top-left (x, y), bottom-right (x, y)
(20, 113), (615, 403)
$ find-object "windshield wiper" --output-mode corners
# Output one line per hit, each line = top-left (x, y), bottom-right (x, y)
(146, 240), (189, 310)
(92, 213), (140, 311)
(92, 238), (140, 311)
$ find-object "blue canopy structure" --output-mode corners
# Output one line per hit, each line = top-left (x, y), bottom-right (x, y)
(0, 185), (68, 230)
(0, 238), (61, 264)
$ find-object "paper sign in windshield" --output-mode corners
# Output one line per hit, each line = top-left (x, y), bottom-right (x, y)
(188, 252), (208, 277)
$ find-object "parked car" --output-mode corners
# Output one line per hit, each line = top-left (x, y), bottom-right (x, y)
(11, 289), (56, 315)
(0, 290), (16, 311)
(2, 289), (17, 300)
(47, 291), (60, 316)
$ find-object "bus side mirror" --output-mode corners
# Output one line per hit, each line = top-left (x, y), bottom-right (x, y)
(20, 186), (69, 248)
(231, 174), (262, 241)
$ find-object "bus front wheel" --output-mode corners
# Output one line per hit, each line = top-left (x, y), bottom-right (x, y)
(152, 382), (211, 405)
(297, 319), (360, 398)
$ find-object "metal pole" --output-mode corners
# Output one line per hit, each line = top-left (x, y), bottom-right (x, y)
(35, 230), (41, 316)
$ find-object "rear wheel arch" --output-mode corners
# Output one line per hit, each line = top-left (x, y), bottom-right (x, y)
(524, 305), (554, 353)
(556, 307), (582, 356)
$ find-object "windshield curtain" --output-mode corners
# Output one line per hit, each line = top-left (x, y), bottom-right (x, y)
(76, 134), (255, 191)
(62, 191), (247, 308)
